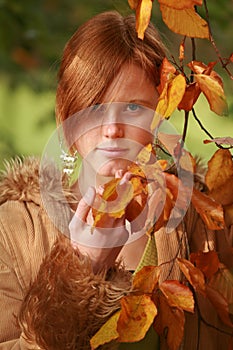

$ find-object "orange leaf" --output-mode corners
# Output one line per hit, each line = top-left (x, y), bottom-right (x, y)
(160, 5), (209, 38)
(154, 74), (186, 120)
(205, 149), (233, 206)
(188, 60), (223, 86)
(191, 187), (225, 230)
(229, 53), (233, 63)
(178, 82), (201, 111)
(154, 295), (185, 350)
(177, 258), (206, 294)
(90, 311), (120, 349)
(136, 0), (153, 39)
(133, 265), (160, 293)
(128, 0), (140, 10)
(158, 0), (203, 9)
(190, 251), (220, 280)
(160, 280), (194, 312)
(206, 285), (233, 328)
(179, 40), (185, 62)
(118, 295), (157, 342)
(195, 74), (228, 115)
(157, 57), (177, 94)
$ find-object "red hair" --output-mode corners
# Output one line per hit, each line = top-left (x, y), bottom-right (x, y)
(56, 11), (166, 125)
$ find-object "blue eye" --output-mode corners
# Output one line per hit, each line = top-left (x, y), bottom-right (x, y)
(126, 103), (141, 112)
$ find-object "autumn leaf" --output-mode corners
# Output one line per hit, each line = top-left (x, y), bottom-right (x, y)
(117, 295), (157, 342)
(188, 60), (223, 86)
(157, 57), (177, 94)
(195, 74), (228, 115)
(206, 285), (233, 328)
(204, 137), (233, 147)
(90, 311), (120, 349)
(154, 294), (185, 350)
(159, 5), (209, 39)
(208, 264), (233, 314)
(136, 143), (153, 164)
(160, 280), (194, 312)
(158, 0), (203, 9)
(191, 187), (225, 230)
(177, 258), (206, 294)
(205, 149), (233, 206)
(133, 265), (160, 293)
(128, 0), (140, 9)
(135, 0), (153, 39)
(154, 73), (186, 121)
(190, 251), (220, 280)
(178, 82), (201, 111)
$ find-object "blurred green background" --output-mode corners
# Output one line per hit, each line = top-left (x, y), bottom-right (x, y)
(0, 0), (232, 169)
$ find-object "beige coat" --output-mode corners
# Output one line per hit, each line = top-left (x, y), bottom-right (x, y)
(0, 157), (232, 349)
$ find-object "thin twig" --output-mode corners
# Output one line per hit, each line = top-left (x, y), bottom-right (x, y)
(203, 0), (233, 79)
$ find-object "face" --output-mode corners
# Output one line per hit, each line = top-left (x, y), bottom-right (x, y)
(74, 64), (159, 179)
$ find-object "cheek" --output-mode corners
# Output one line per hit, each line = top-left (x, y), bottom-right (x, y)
(75, 131), (98, 157)
(128, 127), (154, 145)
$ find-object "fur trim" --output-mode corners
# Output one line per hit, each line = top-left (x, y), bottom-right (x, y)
(0, 156), (77, 206)
(18, 235), (132, 350)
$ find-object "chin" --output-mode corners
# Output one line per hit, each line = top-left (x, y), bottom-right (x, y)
(98, 159), (133, 177)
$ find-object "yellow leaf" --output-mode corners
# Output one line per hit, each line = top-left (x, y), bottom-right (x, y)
(136, 0), (153, 39)
(90, 311), (120, 349)
(205, 149), (233, 205)
(133, 266), (160, 293)
(160, 5), (209, 39)
(160, 280), (194, 312)
(136, 143), (153, 164)
(195, 74), (228, 115)
(155, 74), (186, 119)
(118, 295), (157, 342)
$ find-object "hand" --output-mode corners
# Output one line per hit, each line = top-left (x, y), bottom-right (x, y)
(69, 182), (129, 273)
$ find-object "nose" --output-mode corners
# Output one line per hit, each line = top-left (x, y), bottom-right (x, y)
(102, 105), (124, 138)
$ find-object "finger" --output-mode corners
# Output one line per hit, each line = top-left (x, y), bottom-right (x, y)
(115, 169), (124, 179)
(75, 186), (96, 221)
(119, 171), (133, 185)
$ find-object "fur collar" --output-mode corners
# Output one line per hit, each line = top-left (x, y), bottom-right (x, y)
(0, 156), (77, 206)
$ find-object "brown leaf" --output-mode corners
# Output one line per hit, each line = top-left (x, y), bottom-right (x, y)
(118, 295), (157, 342)
(206, 285), (233, 328)
(160, 280), (194, 312)
(191, 187), (225, 230)
(160, 5), (209, 39)
(208, 264), (233, 315)
(195, 74), (228, 115)
(204, 137), (233, 147)
(90, 311), (120, 349)
(135, 0), (153, 39)
(177, 258), (206, 294)
(178, 82), (201, 111)
(154, 295), (185, 350)
(158, 0), (203, 9)
(155, 74), (186, 120)
(205, 149), (233, 206)
(133, 266), (160, 293)
(190, 251), (220, 280)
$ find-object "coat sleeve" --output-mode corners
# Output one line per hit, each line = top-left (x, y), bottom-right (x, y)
(18, 236), (132, 350)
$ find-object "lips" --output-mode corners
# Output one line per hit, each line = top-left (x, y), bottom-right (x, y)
(96, 147), (129, 158)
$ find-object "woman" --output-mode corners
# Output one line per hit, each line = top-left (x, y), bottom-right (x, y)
(0, 10), (231, 350)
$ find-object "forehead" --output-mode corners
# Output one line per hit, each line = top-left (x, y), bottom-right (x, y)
(101, 63), (159, 109)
